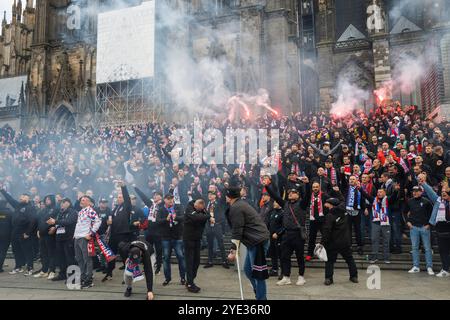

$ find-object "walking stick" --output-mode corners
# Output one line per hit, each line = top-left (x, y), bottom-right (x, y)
(231, 239), (244, 300)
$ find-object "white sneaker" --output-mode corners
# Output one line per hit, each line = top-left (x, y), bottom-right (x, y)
(427, 268), (435, 276)
(9, 268), (24, 275)
(408, 266), (420, 273)
(47, 272), (56, 280)
(276, 276), (292, 286)
(435, 270), (450, 278)
(24, 270), (34, 276)
(34, 271), (48, 278)
(296, 275), (306, 286)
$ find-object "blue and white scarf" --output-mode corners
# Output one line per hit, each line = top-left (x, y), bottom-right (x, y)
(346, 186), (361, 211)
(124, 258), (144, 283)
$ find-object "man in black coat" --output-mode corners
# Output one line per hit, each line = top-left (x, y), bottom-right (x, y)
(156, 193), (185, 286)
(105, 181), (133, 279)
(0, 200), (12, 272)
(264, 177), (310, 286)
(134, 187), (163, 275)
(321, 198), (358, 286)
(1, 189), (36, 275)
(34, 195), (57, 279)
(204, 190), (229, 269)
(306, 181), (343, 261)
(183, 199), (210, 293)
(266, 201), (283, 278)
(47, 198), (78, 281)
(129, 194), (145, 241)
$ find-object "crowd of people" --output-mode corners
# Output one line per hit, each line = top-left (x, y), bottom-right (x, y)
(0, 102), (449, 300)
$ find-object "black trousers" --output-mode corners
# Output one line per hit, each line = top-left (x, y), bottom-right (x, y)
(56, 239), (76, 277)
(146, 233), (163, 268)
(184, 240), (201, 285)
(39, 236), (56, 273)
(31, 234), (39, 260)
(280, 232), (305, 277)
(348, 214), (363, 247)
(11, 236), (33, 270)
(269, 237), (281, 271)
(437, 234), (450, 272)
(206, 224), (226, 263)
(308, 220), (324, 256)
(107, 233), (132, 275)
(0, 238), (10, 269)
(325, 247), (358, 280)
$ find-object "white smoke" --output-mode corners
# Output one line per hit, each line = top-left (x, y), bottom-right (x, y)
(330, 76), (369, 117)
(157, 1), (274, 119)
(389, 0), (445, 24)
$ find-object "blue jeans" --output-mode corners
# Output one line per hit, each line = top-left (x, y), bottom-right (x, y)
(162, 239), (186, 281)
(410, 226), (433, 269)
(243, 241), (269, 300)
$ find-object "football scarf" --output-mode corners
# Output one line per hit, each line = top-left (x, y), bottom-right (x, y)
(310, 192), (324, 221)
(124, 258), (144, 282)
(372, 197), (389, 226)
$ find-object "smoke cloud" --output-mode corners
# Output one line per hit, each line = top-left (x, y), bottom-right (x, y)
(330, 76), (370, 117)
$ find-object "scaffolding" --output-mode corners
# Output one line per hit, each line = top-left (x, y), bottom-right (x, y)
(94, 77), (165, 126)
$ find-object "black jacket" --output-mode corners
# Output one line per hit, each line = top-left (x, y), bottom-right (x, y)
(55, 207), (78, 241)
(95, 207), (112, 236)
(1, 190), (36, 238)
(405, 197), (433, 227)
(266, 183), (310, 233)
(37, 195), (57, 236)
(205, 199), (226, 231)
(134, 187), (160, 236)
(130, 206), (145, 238)
(321, 204), (351, 251)
(156, 202), (184, 240)
(183, 200), (210, 241)
(0, 204), (12, 241)
(110, 186), (133, 236)
(226, 198), (270, 249)
(267, 208), (283, 236)
(120, 240), (154, 292)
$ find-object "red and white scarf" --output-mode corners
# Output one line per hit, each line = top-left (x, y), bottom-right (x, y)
(400, 157), (410, 173)
(310, 192), (324, 221)
(372, 197), (389, 226)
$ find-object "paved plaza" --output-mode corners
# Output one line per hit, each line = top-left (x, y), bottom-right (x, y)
(0, 259), (448, 300)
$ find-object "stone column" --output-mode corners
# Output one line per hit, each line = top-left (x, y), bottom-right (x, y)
(316, 0), (335, 112)
(367, 0), (392, 99)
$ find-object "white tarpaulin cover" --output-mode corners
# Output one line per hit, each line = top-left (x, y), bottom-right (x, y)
(96, 1), (155, 84)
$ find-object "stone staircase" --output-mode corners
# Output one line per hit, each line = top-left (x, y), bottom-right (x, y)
(6, 233), (442, 271)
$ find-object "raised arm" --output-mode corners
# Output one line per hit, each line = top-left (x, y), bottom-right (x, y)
(120, 184), (132, 213)
(329, 140), (342, 154)
(422, 182), (438, 204)
(0, 189), (19, 209)
(265, 183), (285, 207)
(134, 187), (153, 208)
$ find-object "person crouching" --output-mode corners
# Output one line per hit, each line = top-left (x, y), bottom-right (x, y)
(119, 240), (154, 300)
